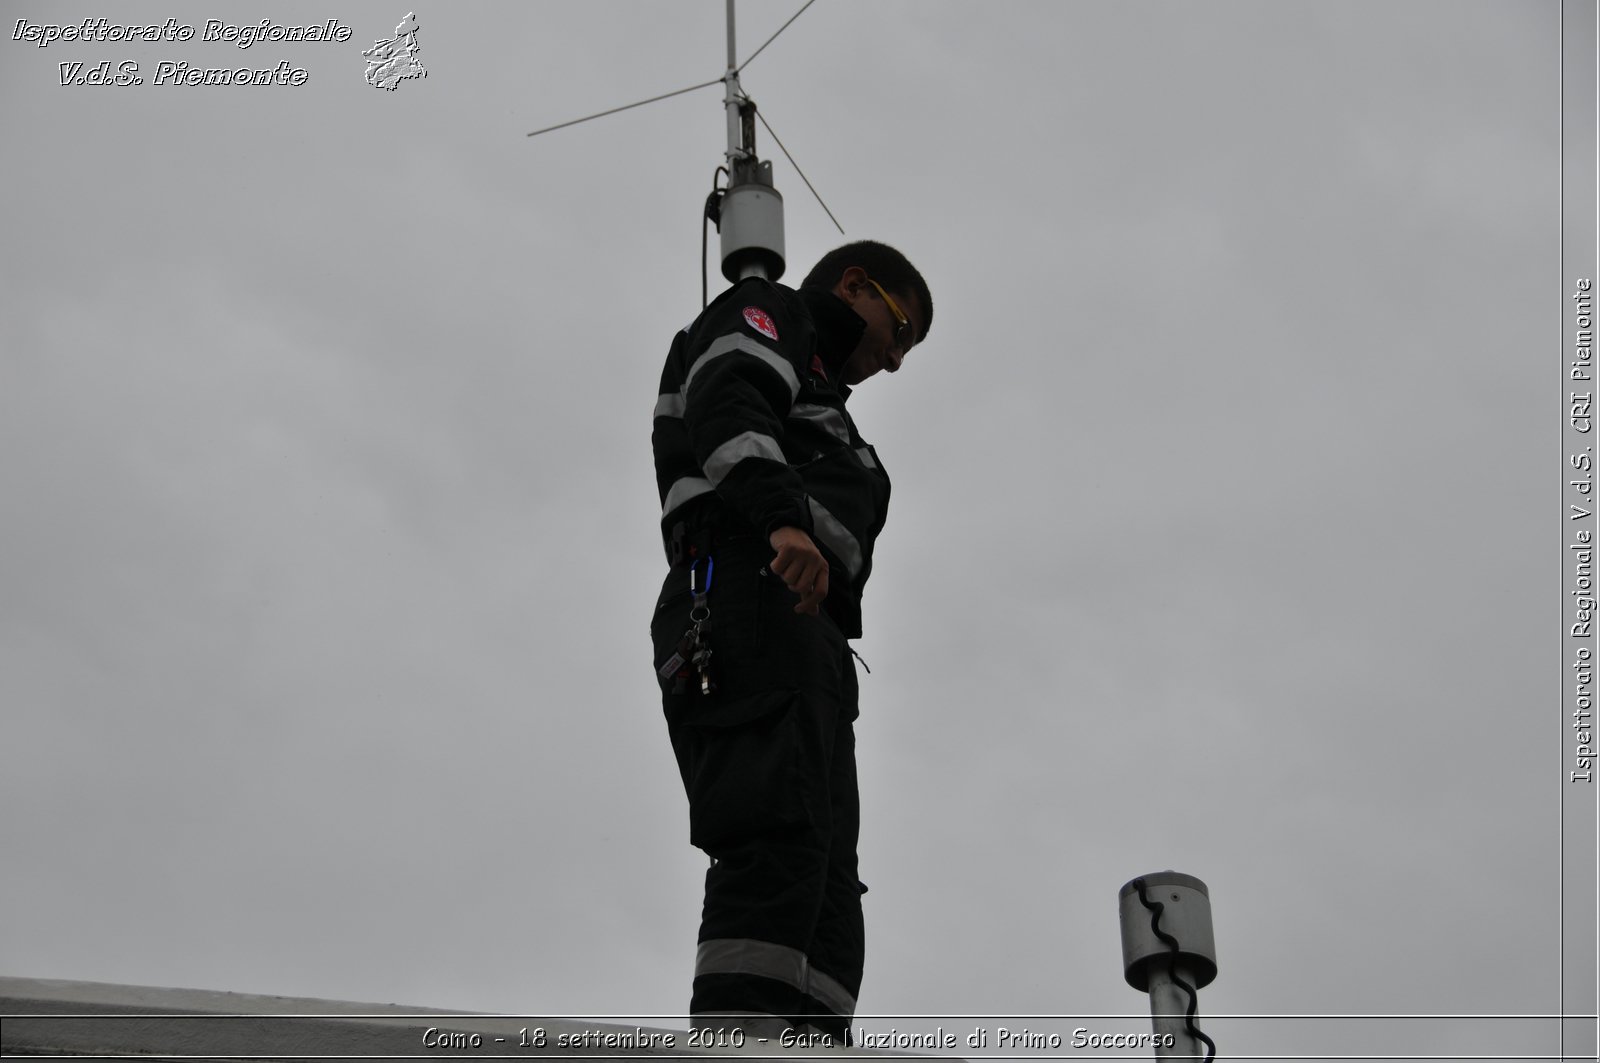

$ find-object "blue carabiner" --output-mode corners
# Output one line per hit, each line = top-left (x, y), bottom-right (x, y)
(690, 555), (714, 596)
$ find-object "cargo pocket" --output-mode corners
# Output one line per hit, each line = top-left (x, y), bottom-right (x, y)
(671, 690), (810, 851)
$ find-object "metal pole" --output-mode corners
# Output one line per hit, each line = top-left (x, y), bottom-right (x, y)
(724, 0), (745, 172)
(1146, 961), (1206, 1061)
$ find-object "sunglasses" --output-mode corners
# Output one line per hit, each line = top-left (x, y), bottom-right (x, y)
(864, 277), (915, 352)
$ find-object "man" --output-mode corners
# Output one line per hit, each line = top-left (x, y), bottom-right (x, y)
(650, 240), (932, 1044)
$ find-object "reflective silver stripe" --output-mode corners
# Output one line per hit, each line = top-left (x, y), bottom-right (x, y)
(654, 392), (685, 419)
(694, 941), (857, 1024)
(705, 431), (785, 486)
(662, 476), (714, 516)
(694, 940), (856, 1020)
(855, 446), (877, 469)
(806, 966), (858, 1020)
(807, 498), (863, 578)
(695, 939), (808, 993)
(789, 403), (850, 444)
(685, 333), (800, 403)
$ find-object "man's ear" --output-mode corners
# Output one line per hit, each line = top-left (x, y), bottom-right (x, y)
(835, 265), (869, 303)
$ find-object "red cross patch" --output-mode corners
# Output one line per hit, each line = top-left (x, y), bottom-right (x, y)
(743, 306), (779, 341)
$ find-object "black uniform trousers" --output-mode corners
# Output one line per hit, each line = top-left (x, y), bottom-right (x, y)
(651, 538), (863, 1043)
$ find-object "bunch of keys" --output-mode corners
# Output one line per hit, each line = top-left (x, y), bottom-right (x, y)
(657, 556), (716, 696)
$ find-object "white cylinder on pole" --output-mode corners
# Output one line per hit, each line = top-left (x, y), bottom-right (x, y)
(1118, 872), (1217, 991)
(719, 179), (784, 281)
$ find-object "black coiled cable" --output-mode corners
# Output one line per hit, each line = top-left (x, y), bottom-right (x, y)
(1133, 877), (1217, 1062)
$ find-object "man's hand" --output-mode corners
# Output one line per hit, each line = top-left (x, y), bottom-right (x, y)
(767, 526), (829, 615)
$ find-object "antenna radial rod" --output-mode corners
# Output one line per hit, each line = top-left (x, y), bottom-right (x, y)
(524, 0), (814, 141)
(754, 106), (844, 235)
(525, 77), (720, 137)
(735, 0), (817, 74)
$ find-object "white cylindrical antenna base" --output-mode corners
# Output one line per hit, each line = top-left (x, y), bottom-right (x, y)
(1118, 871), (1217, 991)
(720, 167), (785, 282)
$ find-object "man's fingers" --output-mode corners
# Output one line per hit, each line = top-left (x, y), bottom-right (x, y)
(794, 566), (828, 614)
(769, 547), (801, 587)
(773, 545), (816, 586)
(767, 542), (828, 614)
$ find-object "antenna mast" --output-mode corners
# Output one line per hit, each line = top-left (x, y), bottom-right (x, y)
(716, 0), (785, 281)
(526, 0), (803, 284)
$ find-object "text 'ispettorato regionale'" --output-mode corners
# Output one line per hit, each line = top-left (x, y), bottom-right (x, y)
(14, 18), (353, 87)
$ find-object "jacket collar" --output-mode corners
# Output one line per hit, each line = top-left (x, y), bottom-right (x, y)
(798, 286), (866, 392)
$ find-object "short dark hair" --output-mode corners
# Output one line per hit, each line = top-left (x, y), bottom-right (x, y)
(801, 240), (933, 342)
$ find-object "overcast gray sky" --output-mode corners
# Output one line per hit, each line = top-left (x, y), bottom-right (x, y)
(2, 2), (1593, 1059)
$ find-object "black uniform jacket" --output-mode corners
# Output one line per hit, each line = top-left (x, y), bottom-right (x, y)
(652, 278), (891, 638)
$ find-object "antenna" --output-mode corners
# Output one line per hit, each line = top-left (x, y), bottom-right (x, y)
(527, 1), (834, 288)
(716, 0), (784, 281)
